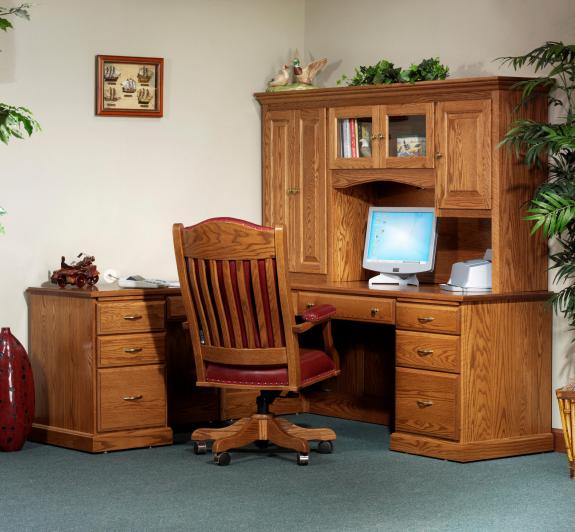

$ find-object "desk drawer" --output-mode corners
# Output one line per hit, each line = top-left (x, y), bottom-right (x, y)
(396, 302), (460, 334)
(396, 330), (459, 373)
(166, 296), (186, 320)
(98, 365), (167, 431)
(98, 332), (166, 367)
(396, 367), (459, 440)
(97, 301), (165, 334)
(297, 291), (394, 324)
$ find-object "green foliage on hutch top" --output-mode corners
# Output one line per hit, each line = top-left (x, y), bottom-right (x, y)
(337, 57), (449, 86)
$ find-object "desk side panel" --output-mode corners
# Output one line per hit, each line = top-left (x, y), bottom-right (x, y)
(460, 300), (551, 443)
(28, 293), (95, 434)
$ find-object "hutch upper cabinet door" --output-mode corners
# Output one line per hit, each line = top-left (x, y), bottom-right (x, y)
(329, 106), (380, 169)
(435, 100), (492, 212)
(381, 103), (434, 169)
(291, 108), (327, 274)
(263, 110), (294, 230)
(263, 108), (327, 275)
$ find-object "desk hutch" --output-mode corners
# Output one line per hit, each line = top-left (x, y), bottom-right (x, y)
(254, 77), (553, 461)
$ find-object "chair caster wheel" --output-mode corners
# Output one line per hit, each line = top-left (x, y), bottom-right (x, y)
(317, 440), (334, 454)
(193, 441), (207, 455)
(254, 439), (270, 449)
(297, 453), (309, 466)
(214, 452), (231, 466)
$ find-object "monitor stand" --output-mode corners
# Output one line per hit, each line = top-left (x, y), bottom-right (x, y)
(368, 272), (419, 288)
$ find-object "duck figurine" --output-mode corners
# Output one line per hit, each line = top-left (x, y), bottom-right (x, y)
(294, 57), (327, 85)
(268, 64), (290, 88)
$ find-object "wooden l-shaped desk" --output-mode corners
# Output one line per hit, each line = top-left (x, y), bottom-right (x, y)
(27, 281), (551, 461)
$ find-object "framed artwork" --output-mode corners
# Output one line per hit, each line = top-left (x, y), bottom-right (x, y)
(95, 55), (164, 117)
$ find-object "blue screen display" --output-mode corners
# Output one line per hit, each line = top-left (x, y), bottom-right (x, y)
(366, 211), (435, 263)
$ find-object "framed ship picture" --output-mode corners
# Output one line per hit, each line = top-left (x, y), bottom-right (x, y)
(95, 55), (164, 117)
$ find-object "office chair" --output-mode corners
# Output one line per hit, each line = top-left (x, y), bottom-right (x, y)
(173, 217), (340, 465)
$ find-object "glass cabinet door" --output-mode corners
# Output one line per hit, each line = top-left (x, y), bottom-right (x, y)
(381, 103), (434, 169)
(329, 106), (379, 169)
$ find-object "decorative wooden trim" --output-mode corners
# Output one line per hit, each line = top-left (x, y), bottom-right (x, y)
(554, 427), (567, 453)
(255, 76), (541, 107)
(332, 168), (435, 189)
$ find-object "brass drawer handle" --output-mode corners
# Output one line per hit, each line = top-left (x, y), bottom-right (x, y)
(370, 308), (379, 317)
(417, 316), (435, 323)
(435, 152), (443, 159)
(417, 348), (434, 357)
(124, 347), (143, 353)
(306, 303), (315, 309)
(287, 188), (300, 196)
(123, 314), (143, 321)
(416, 400), (433, 408)
(122, 395), (143, 401)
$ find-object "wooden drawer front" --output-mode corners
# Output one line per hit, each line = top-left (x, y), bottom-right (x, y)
(166, 296), (186, 320)
(97, 301), (165, 334)
(98, 332), (166, 367)
(98, 365), (167, 432)
(396, 330), (459, 373)
(297, 291), (394, 324)
(396, 367), (459, 440)
(396, 302), (459, 334)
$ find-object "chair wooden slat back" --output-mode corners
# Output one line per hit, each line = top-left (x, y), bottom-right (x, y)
(173, 218), (299, 387)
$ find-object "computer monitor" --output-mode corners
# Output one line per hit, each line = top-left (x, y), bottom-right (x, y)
(363, 206), (437, 287)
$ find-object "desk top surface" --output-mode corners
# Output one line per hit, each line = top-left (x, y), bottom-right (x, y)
(291, 280), (551, 303)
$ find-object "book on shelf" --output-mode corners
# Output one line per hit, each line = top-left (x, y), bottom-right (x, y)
(340, 118), (373, 159)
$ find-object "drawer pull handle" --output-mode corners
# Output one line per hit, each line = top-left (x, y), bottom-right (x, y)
(417, 348), (434, 357)
(306, 303), (315, 309)
(417, 316), (435, 324)
(124, 347), (143, 353)
(123, 314), (143, 321)
(416, 400), (433, 408)
(123, 395), (143, 401)
(370, 308), (379, 317)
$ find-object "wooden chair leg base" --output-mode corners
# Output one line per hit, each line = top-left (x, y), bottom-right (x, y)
(191, 414), (335, 456)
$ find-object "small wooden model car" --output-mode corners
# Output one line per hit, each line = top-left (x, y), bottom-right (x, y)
(50, 254), (100, 288)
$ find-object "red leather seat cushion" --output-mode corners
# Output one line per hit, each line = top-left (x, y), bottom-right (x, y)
(205, 348), (336, 387)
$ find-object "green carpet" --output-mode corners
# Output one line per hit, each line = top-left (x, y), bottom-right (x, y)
(1, 415), (573, 531)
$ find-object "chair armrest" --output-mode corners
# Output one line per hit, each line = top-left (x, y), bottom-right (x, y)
(292, 304), (336, 334)
(302, 304), (336, 323)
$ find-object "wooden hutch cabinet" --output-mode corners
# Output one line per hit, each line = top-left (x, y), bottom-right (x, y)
(256, 77), (553, 462)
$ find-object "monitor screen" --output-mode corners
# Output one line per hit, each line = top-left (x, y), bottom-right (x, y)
(363, 207), (437, 278)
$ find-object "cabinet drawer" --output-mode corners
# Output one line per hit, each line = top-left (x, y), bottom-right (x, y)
(97, 301), (165, 334)
(396, 302), (460, 334)
(98, 332), (166, 367)
(98, 365), (167, 431)
(396, 367), (459, 440)
(396, 330), (459, 373)
(297, 291), (394, 324)
(166, 296), (186, 320)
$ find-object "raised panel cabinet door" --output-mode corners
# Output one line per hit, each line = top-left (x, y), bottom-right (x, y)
(436, 100), (492, 210)
(290, 108), (327, 274)
(262, 110), (295, 228)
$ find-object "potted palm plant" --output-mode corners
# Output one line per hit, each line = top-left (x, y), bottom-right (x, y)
(498, 41), (575, 477)
(0, 3), (40, 233)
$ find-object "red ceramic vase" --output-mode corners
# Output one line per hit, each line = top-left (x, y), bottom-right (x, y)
(0, 327), (35, 451)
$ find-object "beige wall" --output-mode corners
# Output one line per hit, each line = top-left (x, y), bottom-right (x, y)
(0, 0), (304, 336)
(305, 0), (575, 428)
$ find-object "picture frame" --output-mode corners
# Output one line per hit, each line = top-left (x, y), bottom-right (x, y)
(95, 55), (164, 117)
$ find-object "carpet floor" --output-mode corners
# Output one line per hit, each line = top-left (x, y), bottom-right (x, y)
(1, 415), (574, 532)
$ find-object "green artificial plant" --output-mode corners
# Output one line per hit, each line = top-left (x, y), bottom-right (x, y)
(498, 41), (575, 326)
(337, 57), (449, 86)
(0, 3), (40, 233)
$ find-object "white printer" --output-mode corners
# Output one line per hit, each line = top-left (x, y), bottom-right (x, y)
(440, 249), (492, 292)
